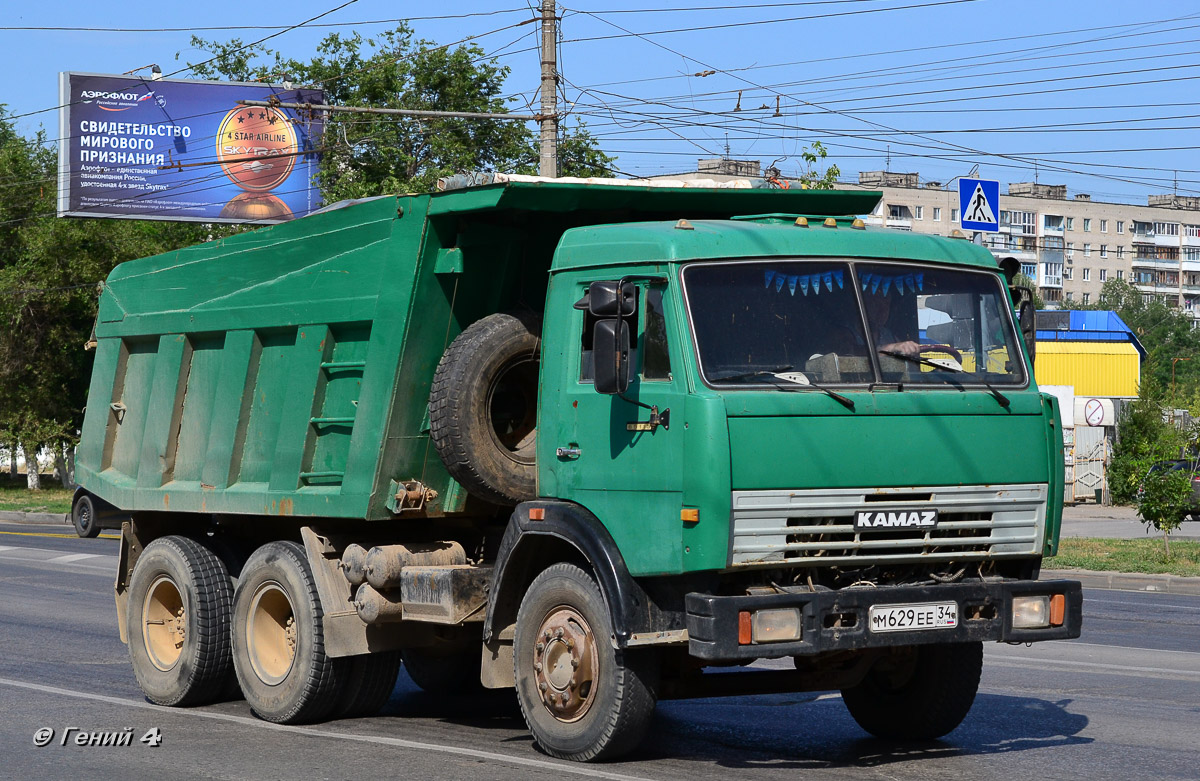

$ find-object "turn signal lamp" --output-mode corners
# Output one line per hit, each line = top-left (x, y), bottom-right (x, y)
(680, 508), (699, 523)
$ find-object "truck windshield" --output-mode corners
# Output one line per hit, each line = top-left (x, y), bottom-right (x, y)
(683, 260), (1026, 388)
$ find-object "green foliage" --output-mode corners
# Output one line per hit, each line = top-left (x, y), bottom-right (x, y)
(1049, 537), (1200, 578)
(0, 111), (220, 471)
(795, 142), (840, 189)
(1012, 272), (1044, 309)
(184, 25), (614, 199)
(1108, 382), (1198, 552)
(1084, 279), (1200, 395)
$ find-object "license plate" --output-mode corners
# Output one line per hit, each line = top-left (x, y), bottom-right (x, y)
(868, 602), (958, 633)
(855, 508), (938, 530)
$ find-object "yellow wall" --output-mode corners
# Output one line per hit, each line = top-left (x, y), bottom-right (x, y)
(1034, 341), (1140, 398)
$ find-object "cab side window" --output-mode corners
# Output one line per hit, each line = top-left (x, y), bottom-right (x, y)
(642, 286), (672, 381)
(579, 284), (639, 382)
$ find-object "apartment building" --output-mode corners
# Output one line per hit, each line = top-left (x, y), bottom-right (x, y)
(650, 161), (1200, 315)
(839, 171), (1200, 315)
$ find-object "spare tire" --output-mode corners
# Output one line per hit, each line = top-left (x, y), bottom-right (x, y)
(429, 311), (542, 505)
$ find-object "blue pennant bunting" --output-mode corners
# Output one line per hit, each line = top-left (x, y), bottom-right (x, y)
(861, 272), (871, 291)
(870, 275), (880, 294)
(775, 274), (786, 292)
(799, 275), (810, 295)
(823, 271), (833, 292)
(788, 275), (799, 295)
(833, 269), (844, 289)
(764, 270), (776, 288)
(915, 272), (924, 291)
(882, 276), (891, 295)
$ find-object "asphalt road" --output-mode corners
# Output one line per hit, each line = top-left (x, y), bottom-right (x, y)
(2, 521), (1198, 781)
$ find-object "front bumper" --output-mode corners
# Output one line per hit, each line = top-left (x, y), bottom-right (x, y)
(685, 579), (1082, 660)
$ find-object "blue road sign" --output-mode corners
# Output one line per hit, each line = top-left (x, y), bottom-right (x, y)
(959, 178), (999, 232)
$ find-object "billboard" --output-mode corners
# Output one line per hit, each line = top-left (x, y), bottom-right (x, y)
(58, 72), (325, 224)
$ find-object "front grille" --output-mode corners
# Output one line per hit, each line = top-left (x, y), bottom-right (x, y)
(730, 484), (1046, 567)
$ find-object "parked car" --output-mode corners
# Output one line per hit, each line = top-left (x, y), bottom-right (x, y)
(1136, 460), (1200, 520)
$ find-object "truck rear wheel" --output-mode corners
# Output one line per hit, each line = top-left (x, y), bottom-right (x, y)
(840, 641), (983, 740)
(403, 646), (484, 694)
(514, 563), (658, 762)
(231, 541), (346, 724)
(330, 650), (402, 719)
(126, 536), (234, 706)
(429, 311), (541, 506)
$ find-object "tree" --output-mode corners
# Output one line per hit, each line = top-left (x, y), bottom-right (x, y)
(1090, 279), (1200, 394)
(0, 111), (218, 488)
(1109, 382), (1197, 554)
(183, 25), (614, 200)
(1012, 272), (1044, 309)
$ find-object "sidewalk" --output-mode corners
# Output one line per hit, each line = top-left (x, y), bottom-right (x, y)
(0, 511), (68, 525)
(4, 508), (1198, 596)
(1060, 502), (1200, 541)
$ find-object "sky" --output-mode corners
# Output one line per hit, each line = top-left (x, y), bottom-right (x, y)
(5, 0), (1200, 206)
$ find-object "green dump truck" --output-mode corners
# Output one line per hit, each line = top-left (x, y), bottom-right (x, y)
(74, 175), (1081, 761)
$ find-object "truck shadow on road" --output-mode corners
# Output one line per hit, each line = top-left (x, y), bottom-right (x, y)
(644, 692), (1091, 769)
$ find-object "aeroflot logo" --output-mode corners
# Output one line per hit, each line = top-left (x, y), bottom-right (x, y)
(854, 509), (939, 529)
(81, 90), (157, 112)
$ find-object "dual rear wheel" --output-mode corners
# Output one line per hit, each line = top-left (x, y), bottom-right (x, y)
(126, 538), (398, 722)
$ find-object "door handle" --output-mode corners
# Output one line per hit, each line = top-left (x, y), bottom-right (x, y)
(556, 446), (582, 459)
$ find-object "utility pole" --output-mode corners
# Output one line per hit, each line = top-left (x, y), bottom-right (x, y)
(539, 0), (558, 177)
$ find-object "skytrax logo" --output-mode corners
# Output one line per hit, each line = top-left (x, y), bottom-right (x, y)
(855, 509), (938, 529)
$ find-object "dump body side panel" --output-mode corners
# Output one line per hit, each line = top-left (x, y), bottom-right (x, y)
(76, 196), (420, 518)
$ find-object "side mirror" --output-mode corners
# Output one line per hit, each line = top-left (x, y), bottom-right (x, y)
(585, 280), (636, 317)
(1014, 286), (1037, 362)
(593, 319), (631, 395)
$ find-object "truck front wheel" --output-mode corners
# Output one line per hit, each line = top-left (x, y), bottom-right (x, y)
(231, 541), (346, 724)
(839, 641), (983, 740)
(125, 536), (235, 706)
(514, 563), (658, 762)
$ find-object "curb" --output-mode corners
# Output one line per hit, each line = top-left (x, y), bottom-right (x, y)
(0, 511), (69, 525)
(1043, 568), (1200, 597)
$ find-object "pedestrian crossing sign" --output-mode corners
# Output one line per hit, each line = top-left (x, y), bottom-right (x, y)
(959, 178), (999, 232)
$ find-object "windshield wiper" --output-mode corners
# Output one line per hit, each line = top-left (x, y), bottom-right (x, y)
(761, 372), (856, 411)
(877, 350), (1010, 408)
(711, 366), (855, 410)
(711, 365), (794, 382)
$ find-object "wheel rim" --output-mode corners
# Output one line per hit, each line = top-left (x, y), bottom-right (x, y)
(142, 575), (186, 671)
(246, 581), (297, 686)
(487, 356), (539, 464)
(531, 606), (598, 723)
(77, 501), (92, 531)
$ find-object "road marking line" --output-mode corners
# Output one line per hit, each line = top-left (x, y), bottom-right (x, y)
(986, 656), (1200, 681)
(0, 677), (653, 781)
(0, 529), (120, 540)
(1055, 641), (1200, 658)
(1083, 597), (1200, 612)
(47, 553), (100, 563)
(0, 545), (14, 552)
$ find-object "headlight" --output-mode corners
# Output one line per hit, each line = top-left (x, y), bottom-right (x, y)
(1012, 595), (1050, 629)
(750, 608), (803, 643)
